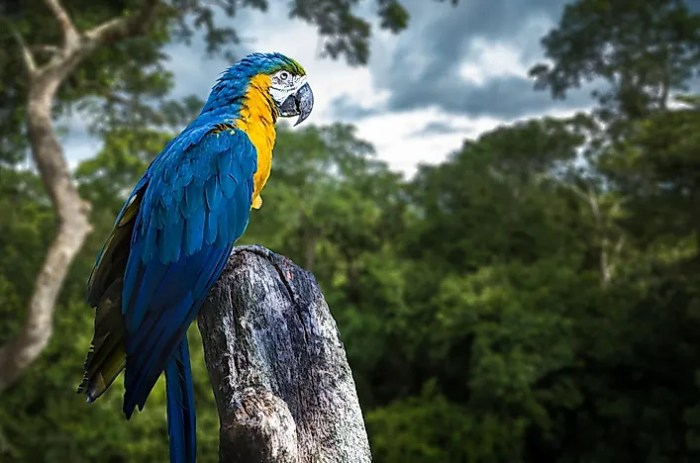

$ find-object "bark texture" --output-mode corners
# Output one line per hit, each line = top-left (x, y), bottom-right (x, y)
(198, 245), (371, 463)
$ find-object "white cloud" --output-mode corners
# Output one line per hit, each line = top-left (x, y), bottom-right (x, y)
(59, 112), (103, 168)
(354, 109), (504, 176)
(60, 1), (586, 178)
(459, 40), (530, 86)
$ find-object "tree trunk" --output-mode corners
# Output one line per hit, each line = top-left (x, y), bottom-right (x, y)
(0, 0), (160, 394)
(0, 59), (92, 393)
(197, 245), (371, 463)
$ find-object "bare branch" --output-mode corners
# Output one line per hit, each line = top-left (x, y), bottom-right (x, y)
(32, 44), (61, 56)
(0, 72), (92, 393)
(43, 0), (80, 48)
(567, 182), (602, 223)
(567, 181), (624, 286)
(586, 186), (601, 223)
(85, 0), (160, 46)
(12, 30), (37, 75)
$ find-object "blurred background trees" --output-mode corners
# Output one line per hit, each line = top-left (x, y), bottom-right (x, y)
(0, 0), (416, 395)
(2, 0), (700, 462)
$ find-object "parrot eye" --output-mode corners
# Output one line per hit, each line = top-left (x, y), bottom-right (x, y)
(279, 71), (290, 81)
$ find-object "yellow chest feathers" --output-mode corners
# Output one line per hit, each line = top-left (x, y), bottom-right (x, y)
(234, 74), (277, 209)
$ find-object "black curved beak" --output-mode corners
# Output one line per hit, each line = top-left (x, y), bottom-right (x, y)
(279, 82), (314, 126)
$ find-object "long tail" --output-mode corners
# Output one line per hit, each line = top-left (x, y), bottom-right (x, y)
(165, 338), (197, 463)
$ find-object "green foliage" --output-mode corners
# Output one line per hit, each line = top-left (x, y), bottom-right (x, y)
(4, 107), (700, 460)
(407, 118), (588, 272)
(530, 0), (700, 121)
(0, 168), (55, 342)
(367, 383), (478, 463)
(600, 105), (700, 245)
(4, 0), (700, 461)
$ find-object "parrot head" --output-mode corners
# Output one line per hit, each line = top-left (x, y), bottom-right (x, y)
(264, 56), (314, 126)
(209, 52), (314, 126)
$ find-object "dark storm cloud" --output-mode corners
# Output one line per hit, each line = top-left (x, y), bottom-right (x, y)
(333, 0), (591, 120)
(390, 74), (590, 119)
(163, 0), (590, 122)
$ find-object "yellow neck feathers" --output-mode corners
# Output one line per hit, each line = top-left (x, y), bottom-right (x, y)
(235, 74), (278, 209)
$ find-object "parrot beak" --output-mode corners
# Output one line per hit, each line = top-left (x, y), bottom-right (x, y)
(279, 82), (314, 126)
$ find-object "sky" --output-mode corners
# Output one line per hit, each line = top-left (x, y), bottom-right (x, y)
(62, 0), (592, 177)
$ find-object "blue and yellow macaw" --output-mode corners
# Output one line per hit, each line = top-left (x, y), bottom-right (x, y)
(78, 52), (313, 463)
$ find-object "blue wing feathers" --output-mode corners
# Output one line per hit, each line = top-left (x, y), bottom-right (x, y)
(205, 175), (223, 211)
(161, 222), (182, 263)
(219, 172), (237, 198)
(185, 209), (206, 256)
(121, 126), (256, 429)
(183, 182), (203, 219)
(216, 205), (230, 247)
(125, 291), (196, 414)
(205, 211), (218, 246)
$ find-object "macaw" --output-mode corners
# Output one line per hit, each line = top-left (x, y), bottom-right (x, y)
(77, 52), (313, 463)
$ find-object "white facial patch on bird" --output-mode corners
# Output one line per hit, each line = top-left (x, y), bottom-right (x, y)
(269, 70), (307, 105)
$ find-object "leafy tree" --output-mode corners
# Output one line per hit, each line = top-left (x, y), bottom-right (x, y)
(600, 98), (700, 253)
(0, 0), (433, 392)
(406, 118), (588, 274)
(530, 0), (700, 121)
(5, 0), (700, 462)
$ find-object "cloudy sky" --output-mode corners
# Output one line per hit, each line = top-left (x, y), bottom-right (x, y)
(63, 0), (592, 177)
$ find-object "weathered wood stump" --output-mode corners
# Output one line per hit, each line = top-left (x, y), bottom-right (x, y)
(198, 245), (371, 463)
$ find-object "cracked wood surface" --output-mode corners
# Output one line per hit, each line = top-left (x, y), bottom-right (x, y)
(198, 245), (371, 462)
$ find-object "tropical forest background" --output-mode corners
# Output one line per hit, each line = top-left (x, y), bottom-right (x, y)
(2, 0), (700, 462)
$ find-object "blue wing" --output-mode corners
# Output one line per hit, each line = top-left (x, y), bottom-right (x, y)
(120, 126), (257, 416)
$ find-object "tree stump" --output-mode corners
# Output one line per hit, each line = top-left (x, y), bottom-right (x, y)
(197, 245), (371, 463)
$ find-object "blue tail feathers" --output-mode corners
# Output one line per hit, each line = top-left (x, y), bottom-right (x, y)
(165, 338), (197, 463)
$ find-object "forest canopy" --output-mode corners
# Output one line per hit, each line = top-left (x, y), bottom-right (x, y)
(2, 0), (700, 462)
